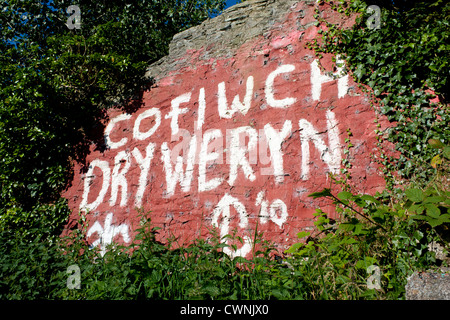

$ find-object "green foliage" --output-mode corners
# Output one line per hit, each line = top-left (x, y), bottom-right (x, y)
(286, 184), (448, 299)
(405, 186), (450, 229)
(0, 214), (306, 300)
(0, 226), (69, 299)
(0, 197), (71, 239)
(285, 0), (450, 298)
(2, 181), (448, 300)
(291, 1), (450, 298)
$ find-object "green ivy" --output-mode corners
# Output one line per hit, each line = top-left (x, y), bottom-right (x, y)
(307, 0), (449, 187)
(286, 184), (448, 299)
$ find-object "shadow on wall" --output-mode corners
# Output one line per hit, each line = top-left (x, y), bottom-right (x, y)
(65, 82), (152, 190)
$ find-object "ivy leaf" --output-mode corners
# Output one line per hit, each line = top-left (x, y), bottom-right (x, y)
(353, 64), (366, 80)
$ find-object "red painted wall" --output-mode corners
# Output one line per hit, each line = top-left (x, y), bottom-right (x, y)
(63, 2), (387, 257)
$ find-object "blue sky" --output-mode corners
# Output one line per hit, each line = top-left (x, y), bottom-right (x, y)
(225, 0), (240, 10)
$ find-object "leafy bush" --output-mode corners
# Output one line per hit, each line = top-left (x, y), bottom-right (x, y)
(285, 184), (449, 300)
(276, 0), (449, 299)
(0, 227), (67, 299)
(0, 213), (307, 300)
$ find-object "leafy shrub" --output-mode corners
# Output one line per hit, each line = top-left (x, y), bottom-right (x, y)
(285, 183), (449, 300)
(0, 228), (67, 299)
(0, 213), (307, 300)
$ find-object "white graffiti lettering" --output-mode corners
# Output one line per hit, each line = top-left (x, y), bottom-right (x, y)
(79, 59), (349, 258)
(166, 92), (191, 136)
(227, 126), (258, 186)
(265, 64), (297, 108)
(133, 108), (161, 141)
(198, 129), (224, 192)
(80, 159), (111, 212)
(109, 151), (131, 207)
(298, 109), (341, 180)
(104, 114), (132, 149)
(211, 193), (252, 258)
(263, 120), (292, 184)
(131, 142), (156, 208)
(87, 213), (130, 256)
(218, 76), (254, 118)
(161, 134), (197, 197)
(310, 57), (348, 101)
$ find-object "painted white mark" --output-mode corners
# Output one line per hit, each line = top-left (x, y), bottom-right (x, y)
(265, 64), (297, 108)
(211, 193), (251, 258)
(161, 134), (197, 197)
(227, 126), (258, 186)
(268, 199), (288, 228)
(310, 57), (348, 101)
(256, 191), (288, 228)
(218, 76), (254, 118)
(256, 190), (269, 223)
(165, 92), (191, 136)
(232, 76), (254, 115)
(263, 120), (292, 184)
(298, 110), (341, 180)
(109, 151), (131, 207)
(131, 142), (155, 208)
(133, 108), (161, 141)
(80, 159), (111, 212)
(199, 129), (224, 192)
(87, 213), (131, 257)
(104, 114), (131, 149)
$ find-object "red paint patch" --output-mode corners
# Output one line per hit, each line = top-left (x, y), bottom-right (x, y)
(63, 3), (387, 256)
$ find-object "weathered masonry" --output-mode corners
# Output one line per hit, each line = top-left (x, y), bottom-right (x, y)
(63, 0), (387, 257)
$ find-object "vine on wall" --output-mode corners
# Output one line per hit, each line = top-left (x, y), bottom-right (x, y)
(307, 0), (449, 189)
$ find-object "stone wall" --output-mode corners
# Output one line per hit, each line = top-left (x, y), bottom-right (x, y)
(63, 0), (388, 257)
